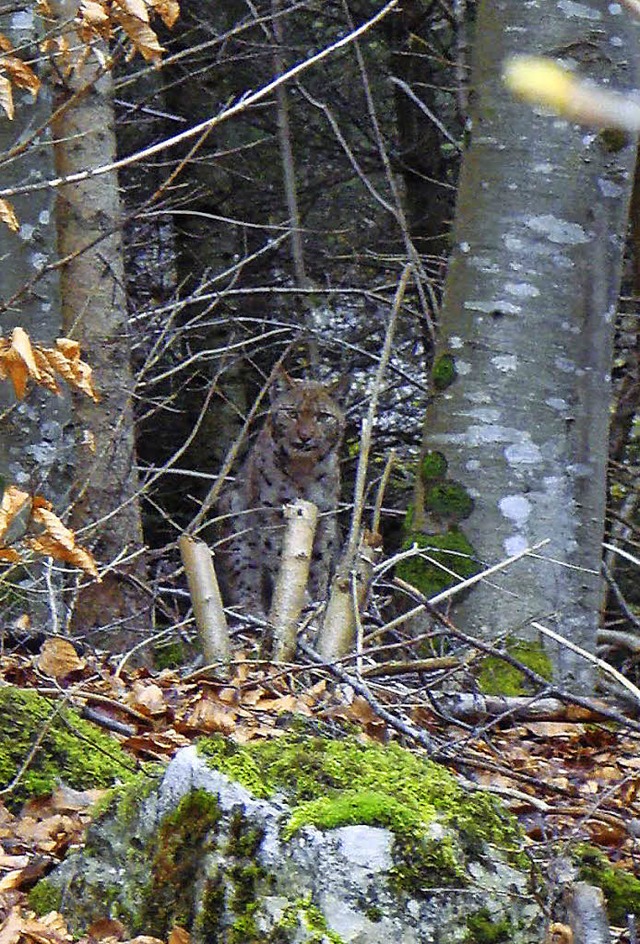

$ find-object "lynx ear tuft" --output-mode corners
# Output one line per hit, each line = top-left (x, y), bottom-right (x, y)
(270, 367), (298, 401)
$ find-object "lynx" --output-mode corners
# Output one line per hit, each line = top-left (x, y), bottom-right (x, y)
(216, 374), (348, 616)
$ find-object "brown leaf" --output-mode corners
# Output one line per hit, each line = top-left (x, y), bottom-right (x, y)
(127, 681), (167, 716)
(112, 3), (165, 62)
(28, 505), (100, 579)
(0, 907), (23, 944)
(86, 918), (126, 941)
(37, 638), (86, 681)
(168, 928), (190, 944)
(1, 55), (40, 96)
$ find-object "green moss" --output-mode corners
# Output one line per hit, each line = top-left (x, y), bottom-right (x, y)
(598, 128), (629, 153)
(0, 686), (135, 810)
(477, 638), (553, 696)
(272, 896), (345, 944)
(153, 641), (186, 670)
(466, 907), (513, 943)
(283, 789), (421, 840)
(432, 352), (457, 390)
(198, 732), (527, 893)
(425, 481), (474, 523)
(396, 529), (480, 597)
(576, 844), (640, 923)
(420, 451), (448, 482)
(142, 789), (222, 935)
(28, 879), (61, 915)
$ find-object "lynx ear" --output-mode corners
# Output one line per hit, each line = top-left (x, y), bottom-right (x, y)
(329, 375), (351, 400)
(270, 367), (297, 401)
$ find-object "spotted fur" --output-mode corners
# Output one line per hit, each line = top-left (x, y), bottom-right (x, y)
(216, 375), (347, 616)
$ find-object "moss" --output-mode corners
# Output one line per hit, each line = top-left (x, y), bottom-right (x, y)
(271, 896), (345, 944)
(598, 128), (629, 153)
(142, 789), (222, 935)
(432, 352), (457, 390)
(477, 638), (553, 696)
(28, 879), (61, 915)
(283, 789), (420, 840)
(153, 641), (186, 670)
(396, 529), (480, 597)
(466, 907), (513, 943)
(576, 843), (640, 923)
(0, 686), (135, 810)
(425, 481), (474, 523)
(420, 451), (448, 482)
(198, 732), (527, 894)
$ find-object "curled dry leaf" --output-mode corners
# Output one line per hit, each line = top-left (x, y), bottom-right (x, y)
(147, 0), (180, 28)
(51, 338), (99, 401)
(29, 504), (100, 580)
(0, 72), (12, 119)
(0, 327), (41, 399)
(0, 198), (19, 232)
(37, 637), (86, 681)
(0, 330), (98, 400)
(0, 485), (31, 544)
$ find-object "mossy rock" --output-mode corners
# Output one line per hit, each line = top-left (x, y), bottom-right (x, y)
(576, 843), (640, 924)
(476, 638), (553, 696)
(198, 731), (527, 889)
(0, 686), (135, 810)
(38, 731), (544, 943)
(396, 529), (480, 597)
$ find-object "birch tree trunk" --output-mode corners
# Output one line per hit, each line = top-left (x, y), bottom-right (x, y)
(50, 1), (147, 650)
(418, 0), (640, 690)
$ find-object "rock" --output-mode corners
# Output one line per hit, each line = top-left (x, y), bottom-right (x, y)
(36, 734), (546, 943)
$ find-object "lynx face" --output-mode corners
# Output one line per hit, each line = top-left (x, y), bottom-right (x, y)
(270, 381), (346, 461)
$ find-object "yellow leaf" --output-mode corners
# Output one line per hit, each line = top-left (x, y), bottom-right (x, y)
(147, 0), (180, 28)
(0, 73), (13, 119)
(50, 338), (99, 401)
(0, 485), (31, 544)
(0, 198), (18, 232)
(29, 505), (100, 579)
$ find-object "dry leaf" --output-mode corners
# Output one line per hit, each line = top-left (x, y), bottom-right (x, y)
(29, 504), (100, 579)
(148, 0), (180, 27)
(37, 637), (86, 681)
(0, 73), (13, 119)
(0, 199), (18, 232)
(168, 927), (190, 944)
(0, 485), (30, 544)
(86, 918), (126, 941)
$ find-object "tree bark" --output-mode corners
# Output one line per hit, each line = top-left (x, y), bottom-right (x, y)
(419, 0), (640, 690)
(0, 8), (69, 630)
(50, 1), (147, 650)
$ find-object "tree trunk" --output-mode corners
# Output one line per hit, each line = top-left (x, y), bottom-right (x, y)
(417, 0), (640, 690)
(50, 1), (148, 651)
(0, 8), (70, 631)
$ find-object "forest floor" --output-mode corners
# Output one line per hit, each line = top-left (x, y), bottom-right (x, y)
(1, 637), (640, 944)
